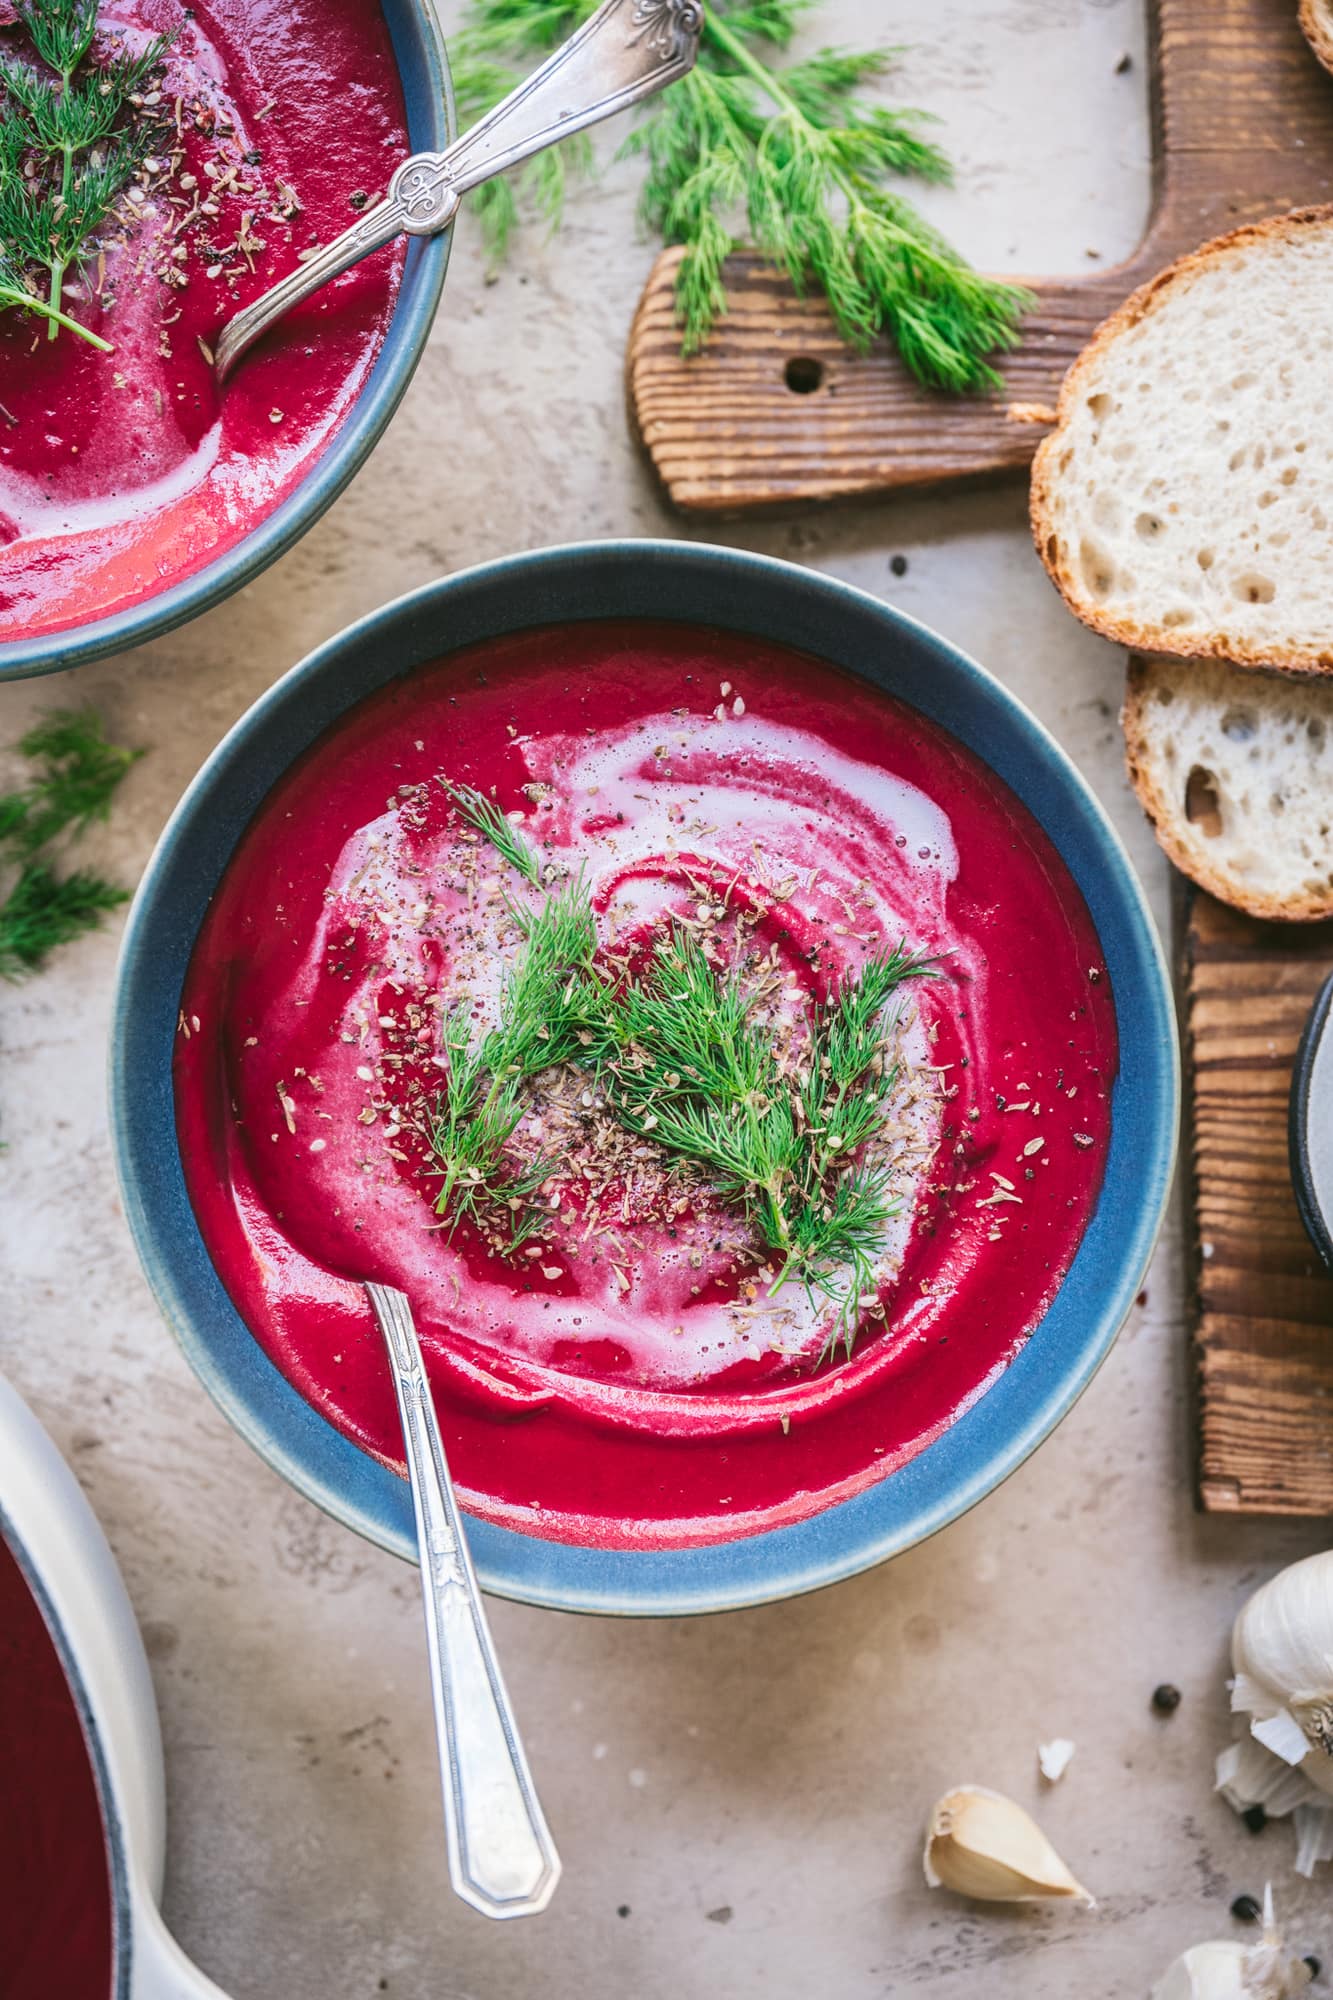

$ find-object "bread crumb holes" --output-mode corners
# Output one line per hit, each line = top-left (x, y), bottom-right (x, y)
(1185, 766), (1223, 837)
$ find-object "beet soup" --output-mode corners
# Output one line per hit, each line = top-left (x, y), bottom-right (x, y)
(174, 623), (1119, 1550)
(0, 0), (412, 641)
(0, 1535), (114, 1999)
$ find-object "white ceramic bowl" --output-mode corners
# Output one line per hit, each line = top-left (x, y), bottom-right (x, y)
(0, 1375), (229, 1997)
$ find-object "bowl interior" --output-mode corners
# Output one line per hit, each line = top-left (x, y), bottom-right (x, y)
(0, 0), (452, 683)
(111, 543), (1179, 1615)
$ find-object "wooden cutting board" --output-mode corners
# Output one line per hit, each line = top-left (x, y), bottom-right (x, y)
(1186, 893), (1333, 1514)
(627, 0), (1333, 515)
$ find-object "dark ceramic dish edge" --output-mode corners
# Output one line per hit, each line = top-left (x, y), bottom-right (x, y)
(0, 0), (453, 683)
(109, 541), (1180, 1617)
(1290, 969), (1333, 1271)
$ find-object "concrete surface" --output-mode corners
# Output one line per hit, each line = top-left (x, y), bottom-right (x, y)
(3, 2), (1330, 1993)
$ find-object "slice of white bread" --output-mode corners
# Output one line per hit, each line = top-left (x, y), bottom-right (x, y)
(1123, 653), (1333, 920)
(1031, 208), (1333, 675)
(1301, 0), (1333, 76)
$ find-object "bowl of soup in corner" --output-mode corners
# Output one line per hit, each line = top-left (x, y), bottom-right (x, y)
(110, 541), (1179, 1616)
(0, 1372), (236, 1997)
(0, 0), (451, 682)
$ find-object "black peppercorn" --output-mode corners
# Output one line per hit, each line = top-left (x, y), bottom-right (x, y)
(1151, 1683), (1182, 1714)
(1230, 1894), (1261, 1922)
(889, 555), (909, 578)
(1241, 1803), (1268, 1834)
(1305, 1956), (1321, 1980)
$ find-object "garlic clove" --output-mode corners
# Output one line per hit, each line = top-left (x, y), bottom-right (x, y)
(923, 1785), (1092, 1904)
(1152, 1888), (1311, 1999)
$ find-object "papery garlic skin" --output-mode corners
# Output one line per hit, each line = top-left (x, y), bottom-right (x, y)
(923, 1785), (1092, 1905)
(1153, 1941), (1307, 2000)
(1151, 1890), (1311, 1999)
(1038, 1737), (1075, 1783)
(1232, 1553), (1333, 1799)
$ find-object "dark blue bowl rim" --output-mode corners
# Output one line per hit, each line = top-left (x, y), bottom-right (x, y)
(0, 0), (453, 684)
(109, 540), (1180, 1618)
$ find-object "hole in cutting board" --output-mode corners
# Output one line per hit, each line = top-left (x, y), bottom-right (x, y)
(784, 356), (825, 395)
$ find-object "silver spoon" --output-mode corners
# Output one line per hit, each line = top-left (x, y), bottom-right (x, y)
(365, 1281), (560, 1919)
(215, 0), (704, 380)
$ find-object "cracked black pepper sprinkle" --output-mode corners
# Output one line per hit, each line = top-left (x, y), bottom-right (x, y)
(1151, 1683), (1181, 1714)
(1230, 1894), (1261, 1923)
(1241, 1804), (1268, 1834)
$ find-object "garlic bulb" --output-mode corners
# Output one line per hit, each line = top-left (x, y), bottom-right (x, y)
(923, 1785), (1092, 1904)
(1232, 1551), (1333, 1798)
(1152, 1888), (1311, 1999)
(1217, 1551), (1333, 1871)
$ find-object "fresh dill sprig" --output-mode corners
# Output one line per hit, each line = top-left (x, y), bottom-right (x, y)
(0, 707), (140, 981)
(0, 706), (143, 855)
(448, 0), (1031, 392)
(427, 1005), (554, 1251)
(427, 790), (935, 1358)
(483, 870), (600, 1077)
(0, 860), (127, 979)
(0, 0), (177, 346)
(590, 926), (934, 1357)
(425, 838), (600, 1242)
(441, 778), (545, 887)
(451, 28), (594, 265)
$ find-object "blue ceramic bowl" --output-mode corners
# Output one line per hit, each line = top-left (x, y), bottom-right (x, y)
(110, 542), (1179, 1616)
(0, 1), (452, 684)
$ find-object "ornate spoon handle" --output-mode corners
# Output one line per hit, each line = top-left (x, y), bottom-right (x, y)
(365, 1282), (560, 1920)
(216, 0), (703, 378)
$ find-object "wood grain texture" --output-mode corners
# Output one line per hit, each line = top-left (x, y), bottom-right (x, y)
(627, 0), (1333, 515)
(1186, 892), (1333, 1513)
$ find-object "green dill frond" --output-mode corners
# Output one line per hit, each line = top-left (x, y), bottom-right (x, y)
(449, 0), (598, 260)
(429, 1005), (553, 1249)
(0, 708), (142, 856)
(46, 120), (158, 263)
(0, 861), (127, 980)
(0, 1), (177, 343)
(452, 0), (1029, 392)
(452, 0), (594, 62)
(486, 871), (599, 1077)
(13, 0), (100, 80)
(787, 1162), (898, 1362)
(441, 778), (545, 886)
(0, 707), (139, 981)
(423, 824), (939, 1360)
(710, 0), (809, 51)
(1, 32), (171, 153)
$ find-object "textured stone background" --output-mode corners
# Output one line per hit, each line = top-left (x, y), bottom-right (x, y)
(3, 1), (1329, 1993)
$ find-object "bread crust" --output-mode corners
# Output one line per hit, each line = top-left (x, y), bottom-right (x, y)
(1031, 206), (1333, 677)
(1121, 655), (1333, 921)
(1300, 0), (1333, 77)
